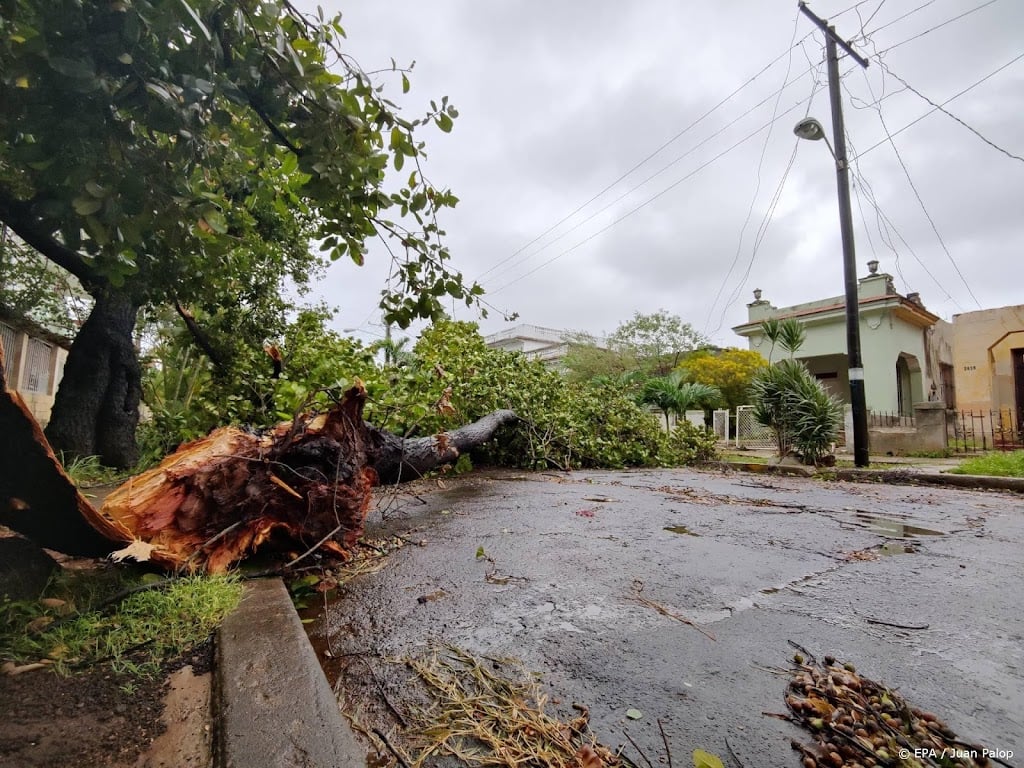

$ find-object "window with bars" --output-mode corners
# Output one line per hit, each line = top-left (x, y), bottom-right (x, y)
(24, 337), (53, 393)
(1, 322), (17, 383)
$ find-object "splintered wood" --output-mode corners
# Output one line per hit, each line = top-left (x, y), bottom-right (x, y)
(101, 384), (377, 572)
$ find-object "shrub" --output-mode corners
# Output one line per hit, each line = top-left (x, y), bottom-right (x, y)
(664, 421), (719, 465)
(751, 358), (842, 464)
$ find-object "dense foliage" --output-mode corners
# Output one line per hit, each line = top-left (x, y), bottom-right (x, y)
(680, 348), (767, 411)
(562, 311), (708, 382)
(140, 320), (720, 471)
(0, 0), (477, 465)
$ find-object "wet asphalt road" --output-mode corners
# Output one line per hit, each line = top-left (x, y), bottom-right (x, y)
(308, 469), (1024, 766)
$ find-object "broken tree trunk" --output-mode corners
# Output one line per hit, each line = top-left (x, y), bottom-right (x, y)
(1, 337), (131, 556)
(2, 367), (519, 572)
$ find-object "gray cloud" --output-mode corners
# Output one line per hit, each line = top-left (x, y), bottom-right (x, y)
(299, 0), (1024, 346)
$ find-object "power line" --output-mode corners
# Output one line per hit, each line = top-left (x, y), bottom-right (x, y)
(856, 49), (1024, 157)
(712, 62), (826, 334)
(481, 58), (825, 288)
(487, 94), (820, 296)
(860, 0), (937, 37)
(854, 0), (889, 38)
(875, 0), (1000, 56)
(849, 159), (963, 309)
(858, 68), (982, 308)
(876, 61), (1024, 164)
(704, 7), (802, 333)
(847, 132), (960, 306)
(712, 140), (801, 336)
(706, 46), (826, 335)
(471, 20), (853, 284)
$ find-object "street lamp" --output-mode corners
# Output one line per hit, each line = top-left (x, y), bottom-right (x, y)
(794, 113), (870, 468)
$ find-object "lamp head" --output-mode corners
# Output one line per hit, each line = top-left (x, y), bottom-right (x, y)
(793, 117), (826, 141)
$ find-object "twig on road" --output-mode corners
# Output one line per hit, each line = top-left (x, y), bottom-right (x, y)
(630, 581), (716, 641)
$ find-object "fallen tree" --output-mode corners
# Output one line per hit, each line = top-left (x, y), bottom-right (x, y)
(1, 347), (517, 572)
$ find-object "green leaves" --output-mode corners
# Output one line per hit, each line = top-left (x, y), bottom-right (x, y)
(692, 750), (724, 768)
(751, 358), (842, 463)
(72, 197), (103, 216)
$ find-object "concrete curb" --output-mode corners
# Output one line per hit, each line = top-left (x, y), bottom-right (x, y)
(829, 468), (1024, 493)
(215, 578), (363, 768)
(703, 460), (816, 477)
(707, 460), (1024, 493)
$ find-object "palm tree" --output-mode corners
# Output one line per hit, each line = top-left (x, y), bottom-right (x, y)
(640, 372), (721, 430)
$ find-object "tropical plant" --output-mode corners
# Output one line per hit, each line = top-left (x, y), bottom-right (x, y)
(664, 420), (719, 465)
(640, 372), (721, 430)
(760, 318), (806, 362)
(750, 358), (842, 464)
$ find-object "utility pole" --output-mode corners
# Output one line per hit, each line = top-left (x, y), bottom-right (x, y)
(798, 1), (871, 468)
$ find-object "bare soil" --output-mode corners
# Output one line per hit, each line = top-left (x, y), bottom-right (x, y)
(0, 641), (213, 768)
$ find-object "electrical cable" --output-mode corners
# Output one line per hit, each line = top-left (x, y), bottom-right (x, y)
(858, 68), (982, 308)
(875, 0), (1000, 57)
(875, 61), (1024, 164)
(481, 57), (825, 288)
(710, 65), (826, 335)
(472, 0), (885, 292)
(487, 93), (821, 296)
(855, 50), (1024, 157)
(860, 0), (937, 37)
(703, 8), (802, 333)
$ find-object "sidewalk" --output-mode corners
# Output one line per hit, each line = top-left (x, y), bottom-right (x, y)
(717, 449), (1024, 492)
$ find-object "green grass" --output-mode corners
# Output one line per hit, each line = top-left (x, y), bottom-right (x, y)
(720, 452), (771, 465)
(1, 569), (242, 677)
(60, 454), (133, 488)
(949, 450), (1024, 478)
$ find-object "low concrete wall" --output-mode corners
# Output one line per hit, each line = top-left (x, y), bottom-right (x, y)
(869, 402), (949, 455)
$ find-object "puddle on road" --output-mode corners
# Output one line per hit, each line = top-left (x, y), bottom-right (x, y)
(663, 525), (699, 536)
(877, 541), (918, 555)
(853, 512), (944, 538)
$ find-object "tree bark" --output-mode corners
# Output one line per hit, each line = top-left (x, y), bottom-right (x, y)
(45, 290), (142, 469)
(367, 409), (518, 484)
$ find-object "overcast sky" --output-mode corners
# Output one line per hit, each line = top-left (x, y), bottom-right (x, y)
(296, 0), (1024, 347)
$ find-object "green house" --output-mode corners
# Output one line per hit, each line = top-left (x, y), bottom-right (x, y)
(732, 260), (954, 416)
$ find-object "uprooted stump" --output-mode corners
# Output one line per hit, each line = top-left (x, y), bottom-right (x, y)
(102, 386), (378, 572)
(1, 370), (518, 572)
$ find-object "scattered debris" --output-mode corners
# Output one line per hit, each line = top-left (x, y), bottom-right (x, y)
(401, 645), (631, 768)
(416, 590), (447, 605)
(629, 580), (715, 641)
(575, 509), (596, 518)
(784, 642), (1010, 767)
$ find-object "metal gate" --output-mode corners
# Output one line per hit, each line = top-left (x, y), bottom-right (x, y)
(735, 405), (775, 449)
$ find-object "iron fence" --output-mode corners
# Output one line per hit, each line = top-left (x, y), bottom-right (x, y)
(947, 409), (1023, 453)
(868, 410), (916, 428)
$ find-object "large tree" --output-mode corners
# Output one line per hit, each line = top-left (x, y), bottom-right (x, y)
(608, 310), (708, 375)
(0, 0), (478, 467)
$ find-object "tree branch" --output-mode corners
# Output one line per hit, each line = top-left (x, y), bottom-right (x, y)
(172, 299), (225, 370)
(0, 190), (102, 289)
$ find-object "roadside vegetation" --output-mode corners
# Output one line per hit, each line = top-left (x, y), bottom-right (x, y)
(950, 450), (1024, 477)
(750, 319), (843, 465)
(136, 317), (721, 472)
(0, 569), (241, 677)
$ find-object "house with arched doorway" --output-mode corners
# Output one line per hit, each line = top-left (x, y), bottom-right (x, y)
(731, 260), (954, 417)
(949, 304), (1024, 430)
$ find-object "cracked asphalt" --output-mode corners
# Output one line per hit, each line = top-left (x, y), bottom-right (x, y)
(307, 468), (1024, 766)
